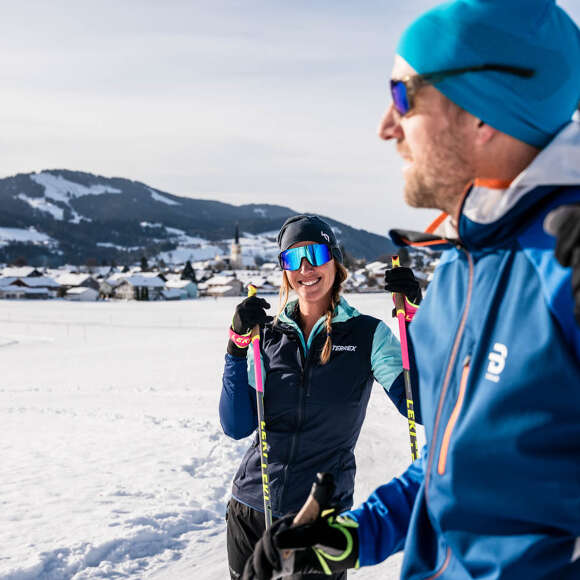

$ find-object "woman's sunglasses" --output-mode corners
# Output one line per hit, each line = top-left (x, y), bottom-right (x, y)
(390, 63), (534, 117)
(279, 244), (333, 271)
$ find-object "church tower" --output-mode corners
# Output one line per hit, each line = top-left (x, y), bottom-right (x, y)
(230, 223), (243, 269)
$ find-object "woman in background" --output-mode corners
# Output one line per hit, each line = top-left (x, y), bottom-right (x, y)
(219, 214), (421, 579)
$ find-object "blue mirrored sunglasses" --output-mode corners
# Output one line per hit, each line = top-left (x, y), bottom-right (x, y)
(279, 244), (333, 271)
(390, 63), (534, 116)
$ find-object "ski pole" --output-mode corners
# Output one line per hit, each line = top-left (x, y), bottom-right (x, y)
(247, 284), (273, 528)
(391, 256), (419, 461)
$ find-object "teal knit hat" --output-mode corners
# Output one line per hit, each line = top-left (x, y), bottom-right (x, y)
(397, 0), (580, 148)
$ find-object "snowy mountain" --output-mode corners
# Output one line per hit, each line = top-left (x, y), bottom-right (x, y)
(0, 169), (396, 266)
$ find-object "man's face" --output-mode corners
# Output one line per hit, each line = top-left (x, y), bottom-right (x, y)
(378, 56), (477, 216)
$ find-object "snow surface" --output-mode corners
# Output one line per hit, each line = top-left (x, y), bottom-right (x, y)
(223, 232), (280, 263)
(96, 243), (142, 252)
(164, 227), (188, 236)
(0, 227), (56, 246)
(155, 229), (225, 265)
(31, 173), (121, 203)
(167, 231), (213, 246)
(16, 173), (122, 224)
(16, 194), (65, 221)
(158, 245), (224, 264)
(0, 295), (424, 580)
(147, 188), (180, 207)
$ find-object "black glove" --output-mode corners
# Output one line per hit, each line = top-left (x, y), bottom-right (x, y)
(242, 510), (359, 579)
(384, 266), (422, 305)
(551, 205), (580, 325)
(227, 296), (272, 357)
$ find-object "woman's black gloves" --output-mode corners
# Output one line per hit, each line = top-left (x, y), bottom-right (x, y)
(227, 296), (272, 357)
(384, 266), (422, 305)
(232, 296), (272, 334)
(551, 205), (580, 324)
(242, 510), (360, 579)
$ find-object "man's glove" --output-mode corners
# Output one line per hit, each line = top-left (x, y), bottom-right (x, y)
(384, 266), (422, 304)
(385, 266), (422, 321)
(242, 510), (359, 580)
(549, 205), (580, 325)
(227, 296), (272, 357)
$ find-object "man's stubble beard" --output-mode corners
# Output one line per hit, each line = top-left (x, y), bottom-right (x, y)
(403, 123), (476, 216)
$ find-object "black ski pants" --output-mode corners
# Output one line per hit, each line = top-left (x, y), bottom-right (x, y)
(226, 497), (347, 580)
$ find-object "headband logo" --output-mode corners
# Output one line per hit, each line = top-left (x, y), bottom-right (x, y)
(321, 231), (330, 243)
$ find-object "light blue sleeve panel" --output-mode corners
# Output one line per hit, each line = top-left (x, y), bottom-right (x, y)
(371, 320), (403, 393)
(247, 344), (267, 391)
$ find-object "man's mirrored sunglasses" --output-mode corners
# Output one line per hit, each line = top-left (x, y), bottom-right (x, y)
(390, 63), (534, 117)
(279, 244), (333, 271)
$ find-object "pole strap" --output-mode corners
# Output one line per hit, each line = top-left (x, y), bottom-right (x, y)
(228, 327), (252, 348)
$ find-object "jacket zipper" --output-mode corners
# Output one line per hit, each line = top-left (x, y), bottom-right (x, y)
(286, 358), (307, 467)
(420, 246), (473, 579)
(279, 327), (308, 510)
(305, 331), (325, 397)
(425, 247), (474, 493)
(437, 356), (471, 475)
(276, 320), (326, 510)
(425, 547), (451, 580)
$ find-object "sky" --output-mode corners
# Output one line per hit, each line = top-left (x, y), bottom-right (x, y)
(0, 1), (579, 236)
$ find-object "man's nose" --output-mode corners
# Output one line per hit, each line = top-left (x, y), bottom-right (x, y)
(378, 103), (403, 141)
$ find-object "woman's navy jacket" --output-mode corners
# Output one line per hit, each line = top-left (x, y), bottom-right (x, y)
(220, 297), (412, 517)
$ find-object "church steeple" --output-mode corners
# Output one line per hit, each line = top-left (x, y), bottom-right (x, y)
(230, 222), (242, 269)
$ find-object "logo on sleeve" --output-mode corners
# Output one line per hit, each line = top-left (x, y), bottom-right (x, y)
(485, 343), (508, 383)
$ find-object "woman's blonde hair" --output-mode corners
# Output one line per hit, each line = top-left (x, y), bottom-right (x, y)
(277, 261), (348, 365)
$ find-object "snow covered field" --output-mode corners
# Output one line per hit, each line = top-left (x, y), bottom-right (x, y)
(0, 295), (424, 580)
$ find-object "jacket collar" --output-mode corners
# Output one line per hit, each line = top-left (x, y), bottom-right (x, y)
(277, 296), (360, 330)
(275, 296), (360, 354)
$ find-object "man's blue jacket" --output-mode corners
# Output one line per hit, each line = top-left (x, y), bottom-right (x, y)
(346, 120), (580, 579)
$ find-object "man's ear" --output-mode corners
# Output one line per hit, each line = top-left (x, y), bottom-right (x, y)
(475, 119), (496, 145)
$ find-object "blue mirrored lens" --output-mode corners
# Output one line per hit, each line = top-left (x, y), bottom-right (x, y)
(279, 244), (332, 271)
(307, 244), (332, 266)
(279, 248), (303, 271)
(390, 80), (409, 115)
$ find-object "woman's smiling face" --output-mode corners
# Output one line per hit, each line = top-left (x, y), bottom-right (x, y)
(285, 241), (336, 310)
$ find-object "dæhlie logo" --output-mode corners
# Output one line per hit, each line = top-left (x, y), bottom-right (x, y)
(485, 343), (508, 383)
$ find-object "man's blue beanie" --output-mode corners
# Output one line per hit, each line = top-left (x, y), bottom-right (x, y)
(397, 0), (580, 148)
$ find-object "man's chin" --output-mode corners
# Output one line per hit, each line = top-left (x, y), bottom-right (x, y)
(403, 186), (435, 210)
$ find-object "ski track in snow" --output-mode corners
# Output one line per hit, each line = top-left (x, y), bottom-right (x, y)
(0, 297), (420, 580)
